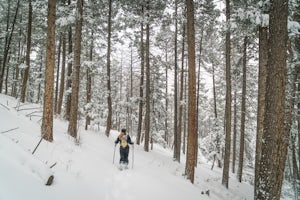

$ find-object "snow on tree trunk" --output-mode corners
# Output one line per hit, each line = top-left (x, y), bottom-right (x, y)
(68, 0), (83, 139)
(222, 0), (231, 189)
(144, 1), (150, 152)
(256, 0), (288, 199)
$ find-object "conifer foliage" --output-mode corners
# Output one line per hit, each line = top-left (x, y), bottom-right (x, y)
(0, 0), (299, 198)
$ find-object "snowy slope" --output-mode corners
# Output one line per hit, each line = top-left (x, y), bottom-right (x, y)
(0, 94), (253, 200)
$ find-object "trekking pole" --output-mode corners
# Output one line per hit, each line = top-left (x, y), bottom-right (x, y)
(132, 144), (134, 169)
(113, 145), (116, 164)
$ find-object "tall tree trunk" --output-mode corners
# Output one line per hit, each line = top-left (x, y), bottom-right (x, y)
(2, 0), (11, 94)
(183, 65), (187, 154)
(12, 21), (22, 98)
(298, 81), (300, 178)
(36, 62), (42, 103)
(185, 0), (196, 184)
(68, 0), (83, 139)
(105, 0), (112, 137)
(144, 1), (150, 152)
(127, 43), (133, 133)
(1, 0), (20, 93)
(195, 32), (203, 167)
(54, 35), (62, 114)
(232, 90), (237, 173)
(85, 31), (93, 130)
(58, 33), (66, 115)
(5, 52), (11, 94)
(256, 0), (288, 198)
(179, 21), (186, 154)
(165, 44), (168, 144)
(288, 72), (299, 198)
(212, 62), (221, 168)
(222, 0), (231, 189)
(298, 71), (300, 200)
(20, 0), (32, 103)
(238, 36), (247, 182)
(137, 12), (144, 145)
(65, 0), (73, 120)
(41, 0), (56, 142)
(293, 1), (300, 179)
(254, 25), (268, 198)
(174, 0), (180, 162)
(118, 56), (123, 131)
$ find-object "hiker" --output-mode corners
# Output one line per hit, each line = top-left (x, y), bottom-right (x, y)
(115, 128), (134, 166)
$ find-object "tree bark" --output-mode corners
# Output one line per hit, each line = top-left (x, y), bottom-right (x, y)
(12, 20), (22, 98)
(298, 81), (300, 178)
(174, 0), (180, 162)
(57, 33), (66, 115)
(179, 21), (186, 154)
(289, 72), (299, 181)
(54, 34), (62, 114)
(256, 0), (288, 198)
(41, 0), (56, 142)
(195, 32), (203, 167)
(2, 0), (11, 94)
(212, 62), (221, 168)
(5, 52), (11, 95)
(222, 0), (231, 189)
(36, 62), (42, 103)
(254, 25), (268, 198)
(165, 43), (169, 144)
(183, 65), (187, 154)
(232, 90), (237, 173)
(237, 36), (247, 183)
(293, 1), (300, 180)
(65, 0), (73, 120)
(0, 0), (20, 93)
(85, 31), (93, 130)
(137, 10), (144, 145)
(185, 0), (196, 184)
(20, 0), (32, 102)
(105, 0), (113, 137)
(144, 1), (150, 152)
(68, 0), (83, 139)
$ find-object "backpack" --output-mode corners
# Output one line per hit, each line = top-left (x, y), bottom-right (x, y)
(120, 134), (128, 148)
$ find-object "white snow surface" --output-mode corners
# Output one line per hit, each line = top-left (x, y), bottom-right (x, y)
(0, 94), (254, 200)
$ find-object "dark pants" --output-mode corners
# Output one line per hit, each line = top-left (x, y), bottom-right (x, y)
(120, 146), (129, 164)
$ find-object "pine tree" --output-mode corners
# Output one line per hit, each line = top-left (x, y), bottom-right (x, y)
(256, 0), (289, 198)
(68, 0), (83, 139)
(64, 0), (73, 120)
(105, 0), (113, 137)
(57, 33), (66, 115)
(54, 35), (62, 113)
(0, 0), (20, 93)
(237, 36), (247, 182)
(20, 0), (32, 103)
(144, 0), (150, 152)
(173, 0), (180, 162)
(254, 16), (268, 200)
(222, 0), (232, 189)
(185, 0), (197, 184)
(85, 31), (93, 130)
(41, 0), (56, 142)
(136, 4), (144, 145)
(179, 20), (186, 155)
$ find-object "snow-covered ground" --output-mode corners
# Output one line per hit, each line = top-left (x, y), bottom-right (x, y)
(0, 94), (254, 200)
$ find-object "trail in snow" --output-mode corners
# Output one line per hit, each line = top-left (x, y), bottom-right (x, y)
(0, 94), (254, 200)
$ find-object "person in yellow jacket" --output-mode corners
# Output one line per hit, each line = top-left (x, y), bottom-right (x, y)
(115, 129), (133, 167)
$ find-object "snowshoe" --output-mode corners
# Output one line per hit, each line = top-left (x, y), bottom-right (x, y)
(119, 162), (129, 170)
